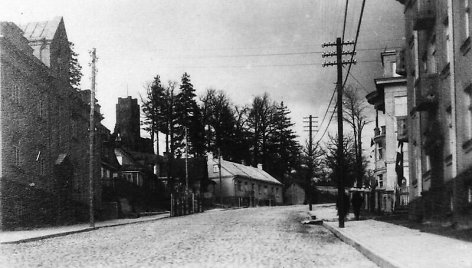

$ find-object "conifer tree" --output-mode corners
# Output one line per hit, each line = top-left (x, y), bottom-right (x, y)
(68, 42), (82, 90)
(174, 73), (204, 157)
(142, 75), (167, 155)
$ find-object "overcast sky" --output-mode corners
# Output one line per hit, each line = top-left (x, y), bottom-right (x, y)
(1, 0), (405, 153)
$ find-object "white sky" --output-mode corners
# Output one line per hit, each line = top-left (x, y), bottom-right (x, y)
(0, 0), (405, 155)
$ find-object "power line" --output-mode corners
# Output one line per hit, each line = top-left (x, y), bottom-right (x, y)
(315, 100), (337, 146)
(157, 46), (401, 60)
(342, 0), (367, 88)
(347, 71), (370, 93)
(314, 87), (336, 140)
(342, 0), (350, 42)
(157, 59), (380, 69)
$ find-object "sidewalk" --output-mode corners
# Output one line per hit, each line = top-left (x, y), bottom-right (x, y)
(309, 204), (472, 268)
(0, 212), (169, 244)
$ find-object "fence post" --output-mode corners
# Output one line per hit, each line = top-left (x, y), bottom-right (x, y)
(170, 193), (173, 217)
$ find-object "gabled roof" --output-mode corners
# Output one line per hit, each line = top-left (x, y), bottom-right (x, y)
(211, 158), (282, 185)
(19, 17), (62, 41)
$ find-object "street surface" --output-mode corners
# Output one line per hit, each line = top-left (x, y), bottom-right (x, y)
(0, 205), (376, 267)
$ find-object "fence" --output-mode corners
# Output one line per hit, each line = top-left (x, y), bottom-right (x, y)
(170, 192), (203, 217)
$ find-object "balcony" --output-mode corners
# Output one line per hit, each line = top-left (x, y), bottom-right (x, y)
(374, 126), (386, 145)
(414, 74), (439, 112)
(413, 0), (435, 30)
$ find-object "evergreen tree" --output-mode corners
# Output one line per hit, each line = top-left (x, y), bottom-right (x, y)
(265, 101), (300, 184)
(141, 75), (167, 155)
(174, 73), (204, 157)
(68, 42), (82, 90)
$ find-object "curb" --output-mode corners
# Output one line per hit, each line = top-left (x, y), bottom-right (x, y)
(322, 222), (403, 268)
(1, 214), (170, 245)
(1, 227), (96, 245)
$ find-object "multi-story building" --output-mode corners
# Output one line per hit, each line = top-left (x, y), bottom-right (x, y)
(367, 50), (409, 212)
(398, 0), (472, 226)
(0, 17), (102, 229)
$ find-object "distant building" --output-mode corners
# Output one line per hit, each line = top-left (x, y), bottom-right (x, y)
(284, 183), (305, 205)
(114, 96), (153, 153)
(98, 97), (161, 216)
(0, 17), (102, 230)
(366, 49), (409, 212)
(207, 154), (283, 206)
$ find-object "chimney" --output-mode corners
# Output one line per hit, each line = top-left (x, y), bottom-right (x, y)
(241, 160), (246, 166)
(257, 163), (263, 170)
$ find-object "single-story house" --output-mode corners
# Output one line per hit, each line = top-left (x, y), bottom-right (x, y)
(207, 154), (283, 206)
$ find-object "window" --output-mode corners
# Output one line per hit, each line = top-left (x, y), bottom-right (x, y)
(391, 62), (400, 77)
(213, 164), (219, 173)
(427, 38), (437, 74)
(465, 90), (472, 140)
(377, 143), (384, 160)
(468, 186), (472, 204)
(394, 96), (407, 117)
(447, 107), (453, 155)
(378, 174), (383, 188)
(465, 0), (470, 39)
(237, 181), (242, 191)
(72, 120), (78, 138)
(425, 154), (431, 172)
(11, 84), (20, 104)
(14, 145), (20, 166)
(413, 31), (419, 79)
(39, 158), (45, 176)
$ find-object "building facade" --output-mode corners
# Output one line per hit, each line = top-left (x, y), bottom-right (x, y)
(399, 0), (472, 226)
(207, 154), (283, 206)
(367, 50), (409, 212)
(0, 18), (101, 230)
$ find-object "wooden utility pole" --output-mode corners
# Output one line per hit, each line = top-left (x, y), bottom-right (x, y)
(218, 148), (223, 206)
(89, 48), (97, 228)
(322, 38), (355, 228)
(185, 126), (189, 192)
(303, 115), (318, 211)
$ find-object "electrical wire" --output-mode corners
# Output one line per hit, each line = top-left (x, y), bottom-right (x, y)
(342, 0), (350, 42)
(342, 0), (367, 88)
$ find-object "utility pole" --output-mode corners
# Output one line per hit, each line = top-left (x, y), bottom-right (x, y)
(185, 126), (189, 192)
(89, 48), (97, 228)
(322, 38), (356, 228)
(218, 148), (223, 206)
(303, 115), (318, 211)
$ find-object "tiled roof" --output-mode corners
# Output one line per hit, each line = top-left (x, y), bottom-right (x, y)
(217, 159), (282, 185)
(19, 17), (62, 41)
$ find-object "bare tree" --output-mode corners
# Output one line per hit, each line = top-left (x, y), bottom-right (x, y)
(343, 85), (373, 187)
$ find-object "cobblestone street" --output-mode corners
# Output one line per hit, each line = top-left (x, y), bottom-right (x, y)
(0, 206), (376, 267)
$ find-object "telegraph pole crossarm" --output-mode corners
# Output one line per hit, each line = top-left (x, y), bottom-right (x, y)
(322, 38), (356, 228)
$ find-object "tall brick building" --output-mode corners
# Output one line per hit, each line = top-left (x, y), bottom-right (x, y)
(0, 17), (101, 230)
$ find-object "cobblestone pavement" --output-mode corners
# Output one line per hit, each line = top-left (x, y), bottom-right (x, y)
(0, 205), (377, 268)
